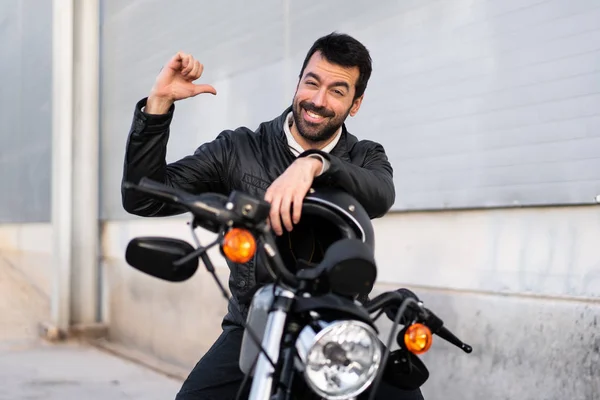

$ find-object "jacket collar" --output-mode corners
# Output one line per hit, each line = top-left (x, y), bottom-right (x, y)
(272, 106), (352, 162)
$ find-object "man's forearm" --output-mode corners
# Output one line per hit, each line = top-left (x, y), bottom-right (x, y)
(324, 161), (394, 217)
(300, 147), (396, 218)
(121, 98), (185, 217)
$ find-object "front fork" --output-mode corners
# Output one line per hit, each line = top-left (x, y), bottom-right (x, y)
(249, 289), (295, 400)
(273, 333), (297, 400)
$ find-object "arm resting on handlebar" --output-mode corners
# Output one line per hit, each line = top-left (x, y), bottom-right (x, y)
(298, 142), (395, 219)
(121, 98), (235, 217)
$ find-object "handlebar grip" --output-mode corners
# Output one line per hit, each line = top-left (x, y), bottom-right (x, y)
(415, 306), (473, 354)
(123, 179), (182, 204)
(123, 178), (224, 224)
(435, 326), (472, 353)
(137, 177), (188, 199)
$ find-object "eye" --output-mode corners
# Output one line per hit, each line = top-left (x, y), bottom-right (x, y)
(333, 89), (345, 96)
(306, 80), (317, 86)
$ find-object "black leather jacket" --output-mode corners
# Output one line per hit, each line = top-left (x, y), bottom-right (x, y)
(122, 97), (396, 326)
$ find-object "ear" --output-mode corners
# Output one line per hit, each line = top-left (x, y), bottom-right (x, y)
(349, 95), (364, 117)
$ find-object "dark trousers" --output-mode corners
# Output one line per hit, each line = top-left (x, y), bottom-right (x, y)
(175, 325), (425, 400)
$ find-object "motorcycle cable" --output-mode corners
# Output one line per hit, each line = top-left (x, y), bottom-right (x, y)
(367, 297), (418, 400)
(189, 222), (279, 370)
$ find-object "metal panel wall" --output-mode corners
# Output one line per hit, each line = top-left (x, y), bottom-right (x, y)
(0, 0), (53, 223)
(99, 0), (289, 220)
(356, 0), (600, 210)
(100, 0), (600, 219)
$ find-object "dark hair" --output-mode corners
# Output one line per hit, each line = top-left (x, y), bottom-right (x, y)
(299, 32), (372, 100)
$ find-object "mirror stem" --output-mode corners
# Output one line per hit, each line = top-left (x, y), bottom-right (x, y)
(172, 238), (219, 268)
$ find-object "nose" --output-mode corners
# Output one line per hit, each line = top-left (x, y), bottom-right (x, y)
(311, 88), (327, 108)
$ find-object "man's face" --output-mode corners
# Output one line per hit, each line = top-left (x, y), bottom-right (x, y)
(292, 52), (363, 144)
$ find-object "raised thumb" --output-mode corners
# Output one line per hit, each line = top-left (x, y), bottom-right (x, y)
(192, 83), (217, 96)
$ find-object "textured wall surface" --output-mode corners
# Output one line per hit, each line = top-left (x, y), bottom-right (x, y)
(101, 203), (600, 399)
(0, 223), (52, 297)
(0, 0), (53, 223)
(100, 219), (228, 368)
(372, 205), (600, 399)
(374, 286), (600, 400)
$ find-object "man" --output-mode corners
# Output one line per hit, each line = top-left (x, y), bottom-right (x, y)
(122, 32), (423, 400)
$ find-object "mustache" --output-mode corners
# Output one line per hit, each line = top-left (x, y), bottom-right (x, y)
(300, 101), (334, 118)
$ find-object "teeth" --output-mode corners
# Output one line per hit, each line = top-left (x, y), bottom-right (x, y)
(307, 110), (323, 119)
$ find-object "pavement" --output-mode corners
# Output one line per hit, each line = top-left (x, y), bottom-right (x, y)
(0, 341), (182, 399)
(0, 257), (182, 400)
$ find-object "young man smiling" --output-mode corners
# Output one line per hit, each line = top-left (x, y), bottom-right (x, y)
(122, 32), (423, 399)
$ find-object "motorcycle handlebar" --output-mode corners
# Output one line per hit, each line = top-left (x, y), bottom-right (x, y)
(123, 178), (299, 287)
(125, 178), (183, 203)
(129, 177), (239, 224)
(364, 290), (472, 354)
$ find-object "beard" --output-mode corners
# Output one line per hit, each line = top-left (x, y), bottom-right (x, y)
(292, 99), (350, 143)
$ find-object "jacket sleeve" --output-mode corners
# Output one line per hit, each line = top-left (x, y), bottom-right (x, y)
(299, 142), (396, 218)
(121, 98), (235, 217)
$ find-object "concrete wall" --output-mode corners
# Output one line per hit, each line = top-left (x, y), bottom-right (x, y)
(0, 224), (53, 341)
(371, 205), (600, 399)
(0, 224), (52, 343)
(100, 218), (228, 367)
(0, 224), (53, 298)
(101, 204), (600, 399)
(375, 284), (600, 400)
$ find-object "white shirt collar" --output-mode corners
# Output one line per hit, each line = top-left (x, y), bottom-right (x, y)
(283, 112), (342, 156)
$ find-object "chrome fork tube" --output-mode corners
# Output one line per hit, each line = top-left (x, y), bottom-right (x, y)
(249, 290), (295, 400)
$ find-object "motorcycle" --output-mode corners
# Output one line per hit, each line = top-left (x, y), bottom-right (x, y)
(122, 177), (473, 400)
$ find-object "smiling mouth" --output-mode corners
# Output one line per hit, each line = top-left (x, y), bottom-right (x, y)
(303, 108), (329, 123)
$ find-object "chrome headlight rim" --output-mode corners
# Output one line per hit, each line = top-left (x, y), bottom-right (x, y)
(297, 319), (382, 400)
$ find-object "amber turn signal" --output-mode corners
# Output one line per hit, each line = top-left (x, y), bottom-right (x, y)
(404, 323), (433, 355)
(222, 228), (256, 263)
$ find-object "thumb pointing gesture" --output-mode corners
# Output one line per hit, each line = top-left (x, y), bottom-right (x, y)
(147, 52), (216, 114)
(190, 83), (217, 97)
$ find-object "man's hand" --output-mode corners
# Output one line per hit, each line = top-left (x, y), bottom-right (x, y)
(145, 52), (217, 114)
(265, 157), (323, 235)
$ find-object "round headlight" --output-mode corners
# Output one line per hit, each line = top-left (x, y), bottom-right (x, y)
(296, 320), (382, 399)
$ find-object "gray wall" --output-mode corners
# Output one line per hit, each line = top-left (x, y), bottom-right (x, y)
(0, 0), (53, 223)
(96, 2), (600, 398)
(374, 285), (600, 400)
(366, 0), (600, 210)
(101, 205), (600, 399)
(100, 0), (600, 220)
